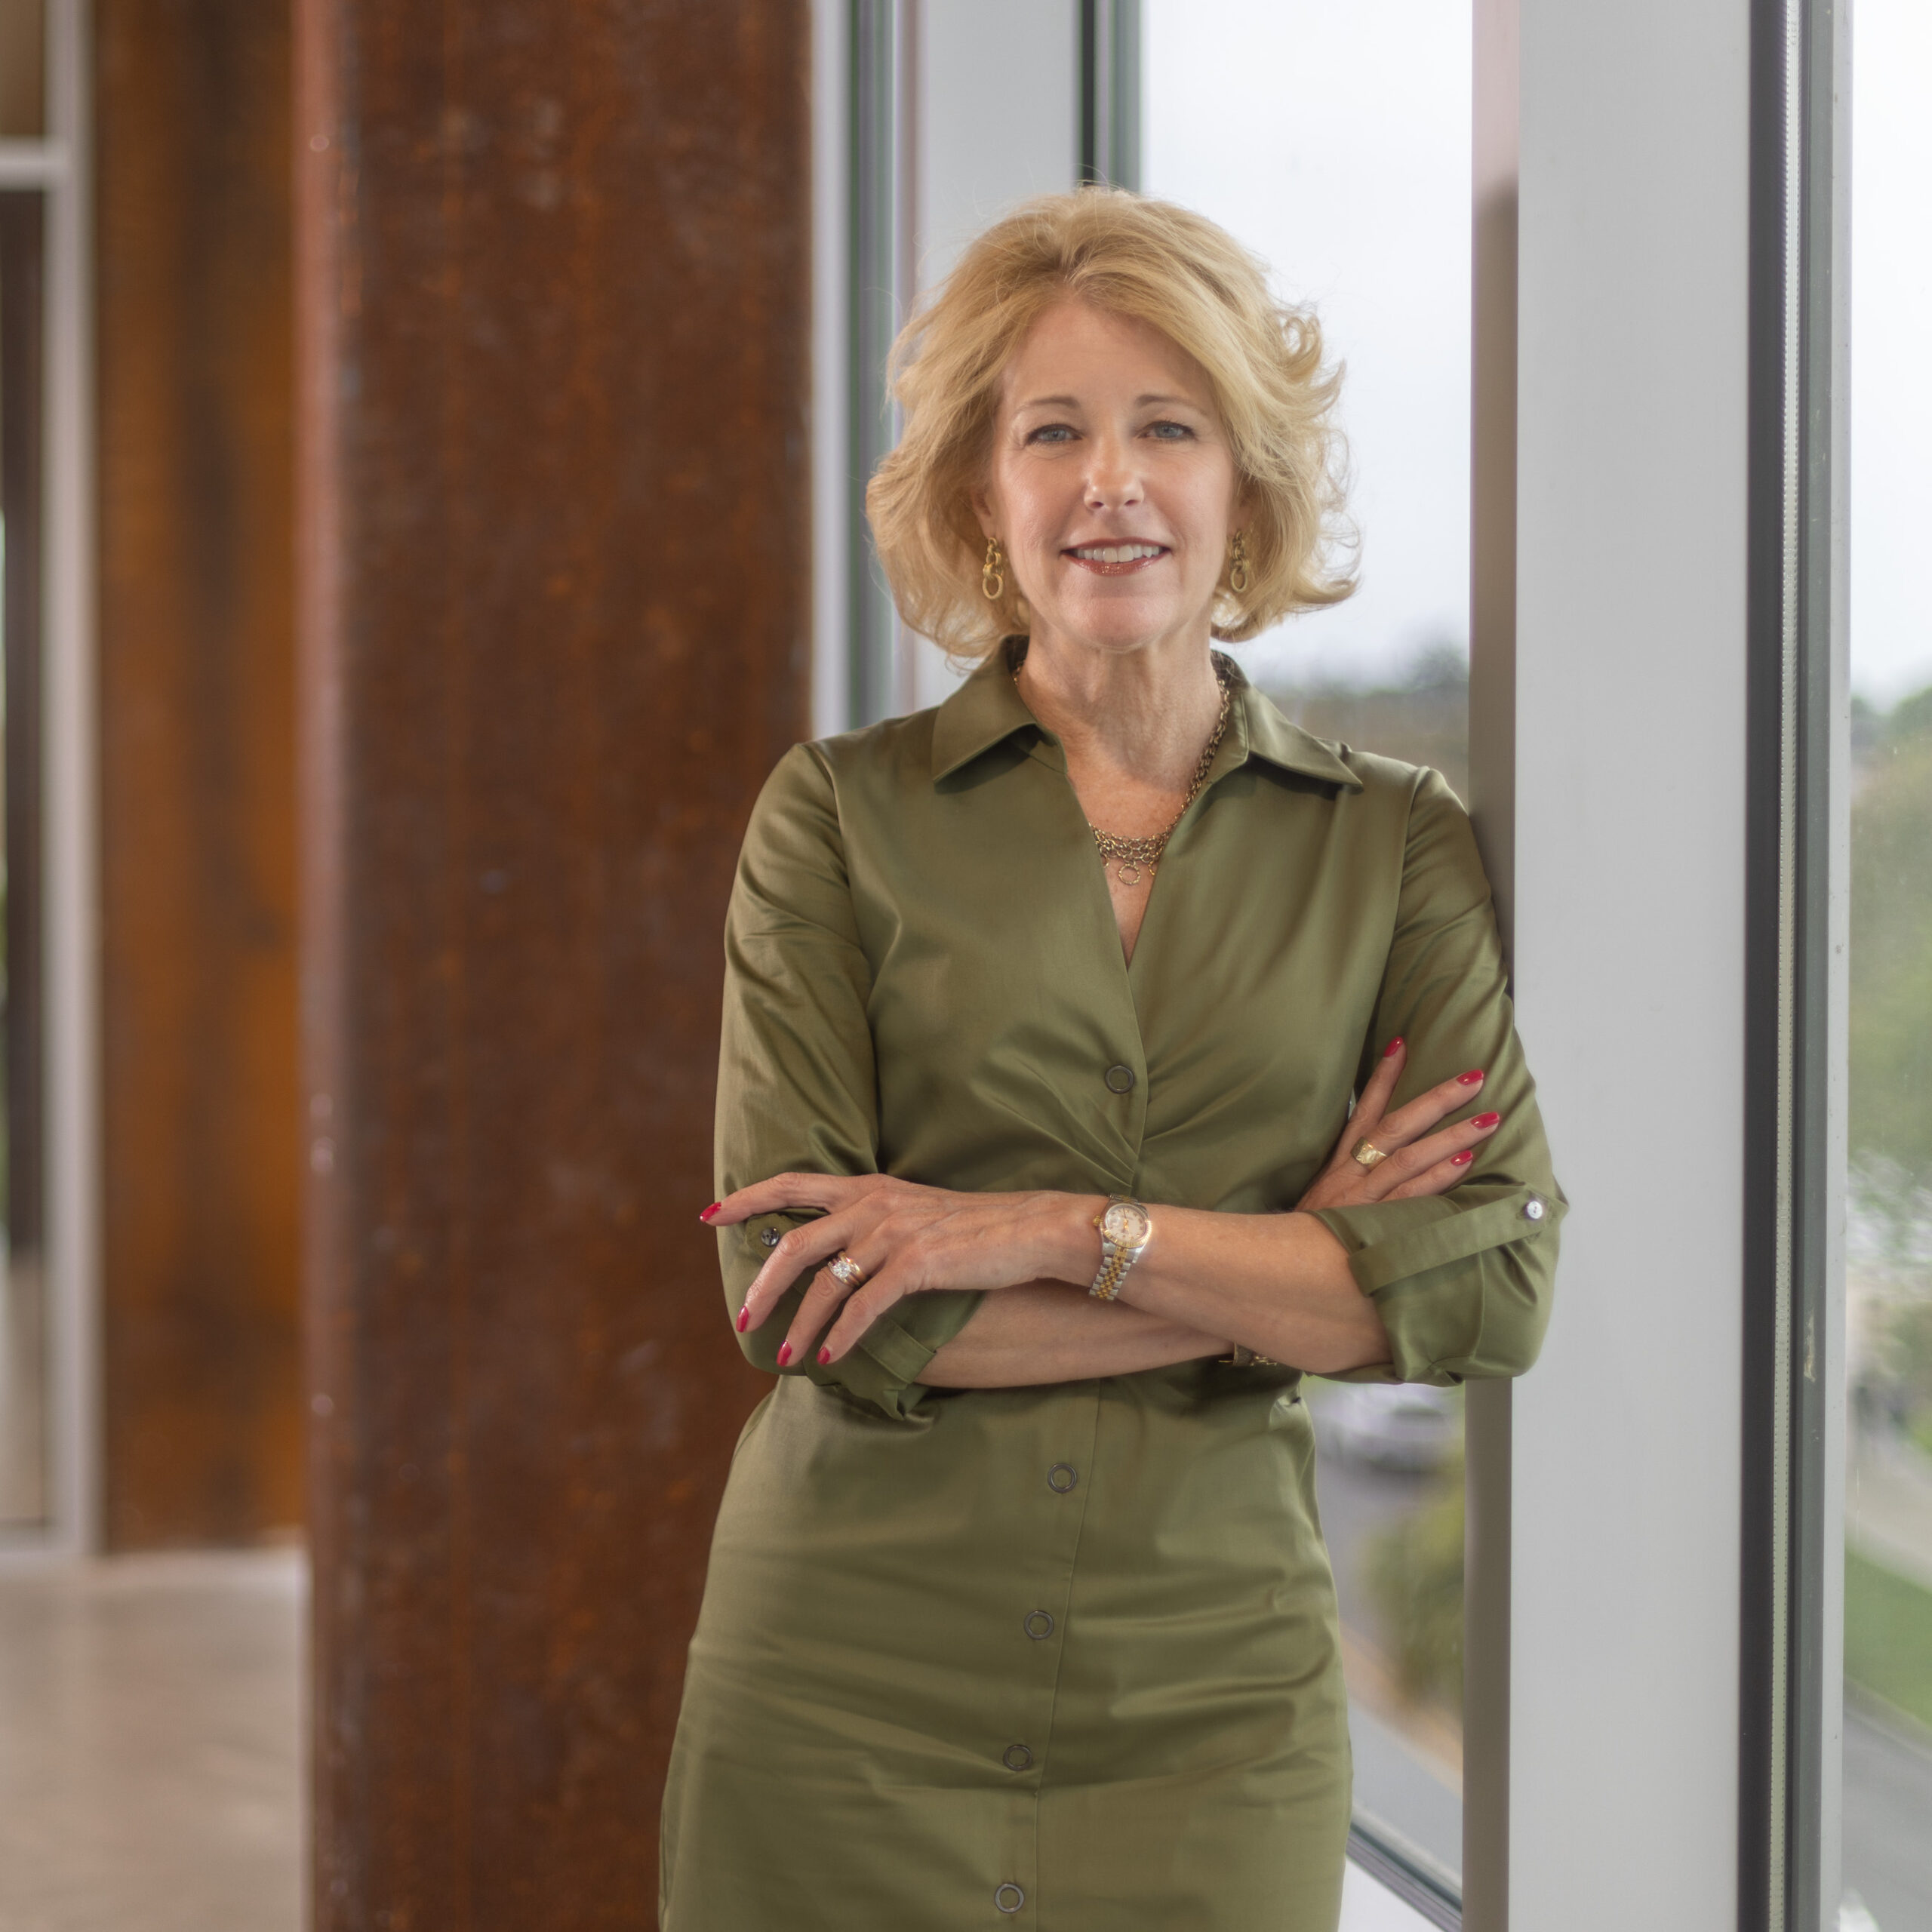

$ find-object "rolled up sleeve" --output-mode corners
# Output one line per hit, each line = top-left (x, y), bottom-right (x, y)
(1307, 768), (1565, 1385)
(715, 745), (983, 1423)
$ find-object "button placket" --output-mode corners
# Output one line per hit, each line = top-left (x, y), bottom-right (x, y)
(997, 1385), (1103, 1837)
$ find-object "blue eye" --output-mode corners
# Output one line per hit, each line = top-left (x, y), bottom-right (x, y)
(1147, 420), (1193, 441)
(1027, 423), (1076, 444)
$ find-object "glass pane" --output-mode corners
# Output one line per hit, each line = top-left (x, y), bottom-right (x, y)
(0, 0), (45, 141)
(1143, 0), (1472, 1894)
(1843, 2), (1932, 1924)
(0, 189), (45, 1528)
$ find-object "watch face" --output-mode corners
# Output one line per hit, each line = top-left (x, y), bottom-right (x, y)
(1101, 1201), (1151, 1247)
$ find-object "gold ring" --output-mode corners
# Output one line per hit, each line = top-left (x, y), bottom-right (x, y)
(1351, 1138), (1388, 1170)
(828, 1252), (866, 1289)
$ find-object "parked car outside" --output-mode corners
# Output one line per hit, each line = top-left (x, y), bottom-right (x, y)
(1314, 1383), (1460, 1475)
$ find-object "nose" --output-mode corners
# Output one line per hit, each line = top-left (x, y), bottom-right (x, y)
(1083, 432), (1144, 513)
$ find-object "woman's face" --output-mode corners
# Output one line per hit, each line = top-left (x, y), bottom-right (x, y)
(974, 299), (1241, 662)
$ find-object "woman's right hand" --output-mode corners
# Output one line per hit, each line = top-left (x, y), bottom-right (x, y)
(1296, 1038), (1502, 1214)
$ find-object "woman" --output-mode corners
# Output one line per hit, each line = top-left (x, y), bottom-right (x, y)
(660, 190), (1562, 1930)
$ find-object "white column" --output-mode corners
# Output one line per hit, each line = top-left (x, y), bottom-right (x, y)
(1508, 1), (1752, 1924)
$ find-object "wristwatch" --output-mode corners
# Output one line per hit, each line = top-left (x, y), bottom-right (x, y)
(1223, 1345), (1287, 1368)
(1088, 1195), (1152, 1300)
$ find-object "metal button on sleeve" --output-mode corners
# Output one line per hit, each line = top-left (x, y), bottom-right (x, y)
(1103, 1063), (1136, 1094)
(1023, 1609), (1055, 1641)
(995, 1884), (1026, 1913)
(1002, 1743), (1034, 1772)
(1047, 1463), (1078, 1494)
(1523, 1198), (1546, 1221)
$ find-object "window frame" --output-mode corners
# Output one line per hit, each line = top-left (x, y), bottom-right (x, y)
(1736, 0), (1849, 1922)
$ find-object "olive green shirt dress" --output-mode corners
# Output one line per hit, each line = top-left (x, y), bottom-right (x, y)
(660, 652), (1564, 1931)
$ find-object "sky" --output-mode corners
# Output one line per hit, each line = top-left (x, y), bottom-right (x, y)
(1144, 0), (1932, 709)
(1847, 0), (1932, 707)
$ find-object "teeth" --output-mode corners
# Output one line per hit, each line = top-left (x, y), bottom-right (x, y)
(1072, 543), (1162, 563)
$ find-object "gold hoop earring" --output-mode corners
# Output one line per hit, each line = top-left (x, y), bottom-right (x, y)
(1229, 531), (1251, 596)
(982, 537), (1006, 601)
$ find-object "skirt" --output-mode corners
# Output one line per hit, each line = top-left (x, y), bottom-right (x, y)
(660, 1366), (1352, 1930)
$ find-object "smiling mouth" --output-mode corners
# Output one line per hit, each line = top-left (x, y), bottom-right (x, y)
(1063, 542), (1169, 575)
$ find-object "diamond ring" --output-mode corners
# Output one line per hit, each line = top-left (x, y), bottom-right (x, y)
(828, 1252), (866, 1289)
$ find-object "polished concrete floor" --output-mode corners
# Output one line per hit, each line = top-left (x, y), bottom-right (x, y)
(0, 1549), (303, 1932)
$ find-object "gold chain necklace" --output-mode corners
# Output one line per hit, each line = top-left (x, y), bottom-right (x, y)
(1014, 655), (1234, 888)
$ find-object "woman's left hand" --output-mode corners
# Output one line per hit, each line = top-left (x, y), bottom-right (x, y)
(708, 1174), (1092, 1368)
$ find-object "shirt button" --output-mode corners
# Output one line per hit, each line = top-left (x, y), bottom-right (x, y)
(1023, 1609), (1055, 1641)
(1103, 1063), (1136, 1094)
(1047, 1463), (1078, 1494)
(995, 1884), (1026, 1913)
(1524, 1198), (1546, 1221)
(759, 1226), (781, 1248)
(1002, 1743), (1034, 1771)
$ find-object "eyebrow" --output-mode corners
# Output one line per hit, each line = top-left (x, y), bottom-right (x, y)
(1012, 391), (1204, 411)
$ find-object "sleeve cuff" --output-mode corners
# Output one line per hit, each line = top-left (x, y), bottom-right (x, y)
(728, 1213), (984, 1424)
(1310, 1185), (1558, 1294)
(1307, 1186), (1563, 1385)
(810, 1289), (986, 1423)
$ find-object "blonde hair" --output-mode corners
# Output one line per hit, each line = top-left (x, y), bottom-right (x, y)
(866, 189), (1355, 660)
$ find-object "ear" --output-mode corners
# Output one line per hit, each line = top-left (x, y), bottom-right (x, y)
(968, 481), (998, 541)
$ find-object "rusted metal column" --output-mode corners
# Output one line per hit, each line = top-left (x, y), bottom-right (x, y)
(95, 1), (302, 1546)
(294, 5), (808, 1924)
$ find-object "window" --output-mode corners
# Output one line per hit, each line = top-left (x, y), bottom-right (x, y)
(1143, 2), (1473, 1909)
(1840, 2), (1932, 1921)
(823, 0), (1081, 734)
(816, 9), (1918, 1923)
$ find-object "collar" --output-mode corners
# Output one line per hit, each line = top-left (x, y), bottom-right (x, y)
(1223, 658), (1364, 791)
(929, 645), (1363, 793)
(929, 645), (1044, 780)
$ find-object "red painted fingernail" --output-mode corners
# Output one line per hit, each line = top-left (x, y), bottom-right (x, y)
(1472, 1112), (1501, 1130)
(776, 1343), (792, 1367)
(817, 1346), (832, 1366)
(1383, 1037), (1404, 1057)
(699, 1202), (721, 1223)
(1451, 1149), (1475, 1166)
(735, 1306), (749, 1332)
(1457, 1069), (1484, 1085)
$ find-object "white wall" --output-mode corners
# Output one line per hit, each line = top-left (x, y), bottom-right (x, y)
(1510, 0), (1751, 1923)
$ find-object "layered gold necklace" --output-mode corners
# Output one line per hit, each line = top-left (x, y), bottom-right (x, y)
(1015, 654), (1234, 888)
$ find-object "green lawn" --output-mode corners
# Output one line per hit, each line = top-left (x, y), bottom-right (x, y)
(1845, 1548), (1932, 1734)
